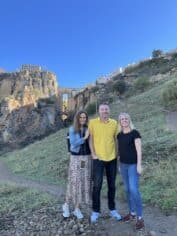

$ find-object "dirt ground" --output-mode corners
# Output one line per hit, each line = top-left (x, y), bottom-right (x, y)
(0, 160), (177, 235)
(165, 111), (177, 132)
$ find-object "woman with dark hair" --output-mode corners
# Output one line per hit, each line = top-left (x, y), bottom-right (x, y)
(62, 110), (91, 219)
(117, 113), (145, 230)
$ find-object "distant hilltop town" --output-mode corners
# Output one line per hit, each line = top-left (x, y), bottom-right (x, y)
(96, 67), (124, 84)
(20, 64), (42, 72)
(0, 64), (51, 74)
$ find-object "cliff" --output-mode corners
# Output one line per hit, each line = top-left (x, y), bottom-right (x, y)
(0, 70), (62, 152)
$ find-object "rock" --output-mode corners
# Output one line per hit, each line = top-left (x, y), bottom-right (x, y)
(148, 231), (156, 236)
(72, 224), (78, 231)
(57, 229), (63, 234)
(68, 220), (75, 229)
(159, 228), (167, 234)
(0, 71), (63, 152)
(79, 227), (84, 233)
(63, 229), (72, 235)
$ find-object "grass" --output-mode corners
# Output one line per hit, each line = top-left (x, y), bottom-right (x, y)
(109, 76), (177, 211)
(0, 183), (58, 214)
(1, 73), (177, 211)
(141, 160), (177, 211)
(2, 128), (69, 185)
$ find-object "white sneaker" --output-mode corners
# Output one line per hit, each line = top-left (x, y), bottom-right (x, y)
(73, 208), (84, 219)
(62, 203), (70, 217)
(110, 210), (122, 221)
(90, 211), (100, 223)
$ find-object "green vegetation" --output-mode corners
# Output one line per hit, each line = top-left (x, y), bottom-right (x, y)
(133, 76), (151, 92)
(141, 160), (177, 210)
(113, 80), (127, 95)
(2, 128), (69, 185)
(85, 102), (97, 115)
(152, 49), (163, 58)
(0, 184), (57, 214)
(162, 77), (177, 110)
(1, 72), (177, 212)
(110, 77), (177, 211)
(124, 53), (177, 76)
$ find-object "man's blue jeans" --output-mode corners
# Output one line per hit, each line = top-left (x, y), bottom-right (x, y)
(120, 163), (143, 217)
(92, 158), (117, 212)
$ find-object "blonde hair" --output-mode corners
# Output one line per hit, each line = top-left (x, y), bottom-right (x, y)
(118, 112), (134, 131)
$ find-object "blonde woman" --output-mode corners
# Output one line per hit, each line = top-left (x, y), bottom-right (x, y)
(62, 110), (91, 219)
(117, 113), (144, 230)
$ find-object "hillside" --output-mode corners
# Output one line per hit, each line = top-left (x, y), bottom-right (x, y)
(2, 71), (177, 211)
(0, 71), (177, 235)
(73, 51), (177, 111)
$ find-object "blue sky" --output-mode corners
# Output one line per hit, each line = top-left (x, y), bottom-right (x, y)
(0, 0), (177, 88)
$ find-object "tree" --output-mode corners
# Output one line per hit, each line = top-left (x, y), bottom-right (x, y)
(134, 77), (151, 92)
(152, 49), (163, 58)
(85, 102), (96, 115)
(113, 80), (126, 95)
(162, 78), (177, 108)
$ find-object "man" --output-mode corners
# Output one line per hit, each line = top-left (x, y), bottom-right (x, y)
(89, 103), (121, 223)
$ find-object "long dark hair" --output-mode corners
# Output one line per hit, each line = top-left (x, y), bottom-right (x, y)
(73, 110), (88, 133)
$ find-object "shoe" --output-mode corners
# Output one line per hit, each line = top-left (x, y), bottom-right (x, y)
(62, 203), (70, 218)
(73, 208), (84, 219)
(135, 218), (145, 230)
(123, 213), (136, 222)
(109, 210), (122, 221)
(90, 211), (100, 223)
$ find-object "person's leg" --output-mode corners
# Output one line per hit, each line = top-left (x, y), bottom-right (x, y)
(92, 159), (104, 212)
(105, 158), (117, 210)
(106, 158), (121, 220)
(120, 163), (135, 215)
(128, 164), (143, 218)
(73, 204), (84, 219)
(128, 166), (145, 231)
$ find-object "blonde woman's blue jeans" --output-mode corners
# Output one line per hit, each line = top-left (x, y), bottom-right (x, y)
(120, 163), (143, 217)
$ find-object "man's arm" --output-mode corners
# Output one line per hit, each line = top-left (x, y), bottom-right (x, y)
(89, 133), (98, 159)
(115, 136), (118, 158)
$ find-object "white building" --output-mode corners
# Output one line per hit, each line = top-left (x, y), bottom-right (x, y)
(21, 64), (42, 72)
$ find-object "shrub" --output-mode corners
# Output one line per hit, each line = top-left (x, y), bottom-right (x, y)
(67, 110), (75, 123)
(85, 102), (96, 115)
(99, 96), (113, 104)
(113, 80), (127, 95)
(152, 49), (163, 58)
(134, 76), (151, 92)
(162, 78), (177, 108)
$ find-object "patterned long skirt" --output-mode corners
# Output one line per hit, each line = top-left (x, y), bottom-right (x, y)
(65, 154), (92, 206)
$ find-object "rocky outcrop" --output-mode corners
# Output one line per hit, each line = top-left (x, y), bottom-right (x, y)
(0, 70), (58, 102)
(74, 52), (177, 110)
(0, 71), (62, 152)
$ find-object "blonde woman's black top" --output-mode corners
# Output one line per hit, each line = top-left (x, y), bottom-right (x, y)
(117, 129), (141, 164)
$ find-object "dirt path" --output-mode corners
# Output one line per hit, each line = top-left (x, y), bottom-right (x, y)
(0, 160), (64, 197)
(0, 160), (177, 236)
(165, 111), (177, 131)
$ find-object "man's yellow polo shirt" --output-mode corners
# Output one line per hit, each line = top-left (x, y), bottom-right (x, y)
(89, 117), (119, 161)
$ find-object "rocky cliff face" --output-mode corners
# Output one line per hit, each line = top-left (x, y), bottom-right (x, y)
(0, 71), (62, 152)
(0, 70), (58, 103)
